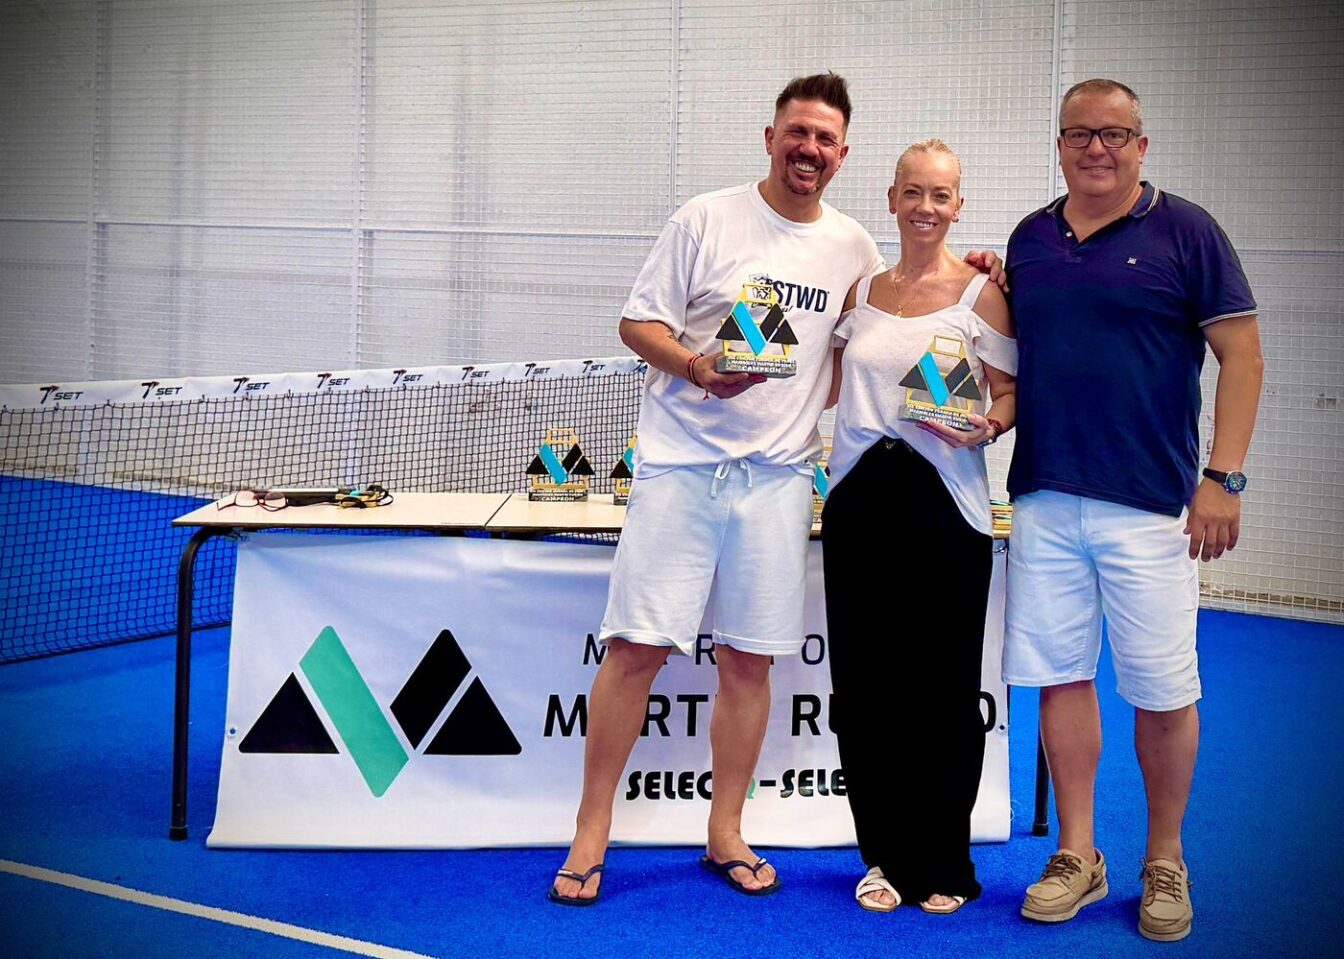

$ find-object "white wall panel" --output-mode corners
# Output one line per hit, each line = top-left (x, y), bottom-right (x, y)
(358, 231), (637, 368)
(0, 0), (1338, 619)
(677, 0), (1056, 251)
(0, 222), (89, 381)
(98, 0), (356, 224)
(0, 0), (95, 220)
(1059, 0), (1344, 252)
(92, 225), (353, 377)
(365, 0), (673, 233)
(1197, 252), (1344, 621)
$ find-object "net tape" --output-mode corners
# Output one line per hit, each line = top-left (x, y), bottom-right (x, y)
(0, 357), (646, 662)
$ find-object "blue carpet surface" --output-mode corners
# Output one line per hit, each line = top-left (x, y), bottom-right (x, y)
(0, 611), (1341, 957)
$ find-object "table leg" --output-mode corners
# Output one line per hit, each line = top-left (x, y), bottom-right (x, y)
(1033, 729), (1051, 836)
(171, 527), (227, 841)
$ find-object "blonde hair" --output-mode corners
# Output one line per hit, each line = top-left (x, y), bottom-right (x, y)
(894, 138), (962, 191)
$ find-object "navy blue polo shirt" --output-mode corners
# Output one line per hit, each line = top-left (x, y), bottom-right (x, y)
(1006, 182), (1256, 516)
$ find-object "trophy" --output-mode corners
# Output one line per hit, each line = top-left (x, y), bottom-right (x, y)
(610, 433), (636, 506)
(714, 275), (798, 378)
(812, 445), (831, 525)
(526, 427), (594, 501)
(898, 335), (982, 431)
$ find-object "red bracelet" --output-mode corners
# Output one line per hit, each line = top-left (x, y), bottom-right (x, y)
(986, 417), (1006, 438)
(686, 352), (705, 388)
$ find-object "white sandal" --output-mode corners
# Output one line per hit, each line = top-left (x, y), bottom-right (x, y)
(919, 894), (967, 915)
(855, 866), (901, 913)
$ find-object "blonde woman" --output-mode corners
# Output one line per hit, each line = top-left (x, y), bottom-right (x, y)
(821, 140), (1017, 914)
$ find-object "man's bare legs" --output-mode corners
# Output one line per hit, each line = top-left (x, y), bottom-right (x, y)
(1135, 703), (1198, 863)
(1042, 681), (1197, 864)
(1040, 680), (1103, 861)
(705, 644), (776, 890)
(553, 639), (669, 900)
(554, 642), (778, 898)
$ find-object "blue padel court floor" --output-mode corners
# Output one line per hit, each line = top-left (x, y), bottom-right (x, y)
(1, 609), (1342, 958)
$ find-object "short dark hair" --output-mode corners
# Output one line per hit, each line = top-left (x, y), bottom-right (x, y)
(1060, 78), (1143, 133)
(775, 72), (852, 126)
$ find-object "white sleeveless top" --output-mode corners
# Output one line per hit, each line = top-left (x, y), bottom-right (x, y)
(828, 272), (1018, 534)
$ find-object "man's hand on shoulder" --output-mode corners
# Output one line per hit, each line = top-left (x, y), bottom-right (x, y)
(1185, 479), (1241, 561)
(964, 250), (1008, 292)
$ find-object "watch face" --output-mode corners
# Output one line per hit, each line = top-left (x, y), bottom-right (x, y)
(1225, 471), (1247, 493)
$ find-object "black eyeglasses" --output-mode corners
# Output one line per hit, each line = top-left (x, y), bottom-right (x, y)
(1059, 127), (1140, 149)
(218, 489), (288, 511)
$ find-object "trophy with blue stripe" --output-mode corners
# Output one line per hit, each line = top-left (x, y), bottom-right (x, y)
(610, 433), (636, 506)
(898, 335), (981, 431)
(714, 276), (798, 378)
(526, 427), (594, 501)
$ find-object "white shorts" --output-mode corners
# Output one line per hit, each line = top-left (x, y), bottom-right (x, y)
(599, 461), (815, 657)
(1003, 490), (1201, 711)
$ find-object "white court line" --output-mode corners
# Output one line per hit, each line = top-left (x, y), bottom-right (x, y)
(0, 859), (436, 959)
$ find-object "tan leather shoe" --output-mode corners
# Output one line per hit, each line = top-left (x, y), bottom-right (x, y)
(1139, 858), (1193, 942)
(1021, 848), (1108, 922)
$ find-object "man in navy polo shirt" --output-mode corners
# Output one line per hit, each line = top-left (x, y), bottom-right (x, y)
(1003, 79), (1263, 942)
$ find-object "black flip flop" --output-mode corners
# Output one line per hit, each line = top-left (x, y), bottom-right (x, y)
(547, 863), (604, 906)
(699, 855), (781, 896)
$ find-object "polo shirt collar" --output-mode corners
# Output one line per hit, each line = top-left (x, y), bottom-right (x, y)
(1047, 180), (1161, 221)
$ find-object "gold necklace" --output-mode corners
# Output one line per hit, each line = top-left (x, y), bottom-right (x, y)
(888, 264), (940, 317)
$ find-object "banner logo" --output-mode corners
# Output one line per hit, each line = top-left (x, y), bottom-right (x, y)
(240, 626), (521, 796)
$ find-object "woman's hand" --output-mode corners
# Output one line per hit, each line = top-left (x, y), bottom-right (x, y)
(916, 412), (999, 449)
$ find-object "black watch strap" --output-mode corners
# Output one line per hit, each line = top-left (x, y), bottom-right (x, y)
(1202, 467), (1247, 494)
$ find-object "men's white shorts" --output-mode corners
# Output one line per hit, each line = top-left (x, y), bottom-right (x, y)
(1003, 490), (1201, 712)
(599, 461), (815, 658)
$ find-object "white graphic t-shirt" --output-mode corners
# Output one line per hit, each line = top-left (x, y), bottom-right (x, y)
(623, 183), (883, 475)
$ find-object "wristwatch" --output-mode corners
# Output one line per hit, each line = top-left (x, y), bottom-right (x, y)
(1202, 467), (1248, 494)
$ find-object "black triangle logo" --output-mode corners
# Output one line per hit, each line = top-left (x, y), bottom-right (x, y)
(610, 458), (633, 479)
(391, 629), (471, 748)
(526, 454), (549, 475)
(771, 319), (799, 346)
(899, 364), (928, 391)
(425, 677), (523, 756)
(946, 358), (982, 400)
(758, 304), (785, 340)
(716, 312), (745, 342)
(240, 674), (338, 753)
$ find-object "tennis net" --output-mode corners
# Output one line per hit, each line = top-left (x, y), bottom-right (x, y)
(0, 358), (645, 662)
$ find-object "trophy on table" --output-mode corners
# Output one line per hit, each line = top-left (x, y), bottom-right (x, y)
(714, 275), (798, 378)
(526, 427), (594, 502)
(610, 433), (636, 506)
(898, 335), (982, 431)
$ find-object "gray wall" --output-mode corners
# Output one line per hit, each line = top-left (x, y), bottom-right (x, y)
(2, 0), (1340, 619)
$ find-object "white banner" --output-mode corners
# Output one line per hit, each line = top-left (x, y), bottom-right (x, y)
(211, 535), (1010, 848)
(0, 356), (644, 410)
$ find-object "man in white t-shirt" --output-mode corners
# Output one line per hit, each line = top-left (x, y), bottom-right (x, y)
(548, 73), (883, 905)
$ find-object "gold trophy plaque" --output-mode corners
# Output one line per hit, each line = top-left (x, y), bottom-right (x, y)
(898, 335), (981, 431)
(526, 427), (594, 502)
(714, 276), (798, 378)
(610, 433), (636, 506)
